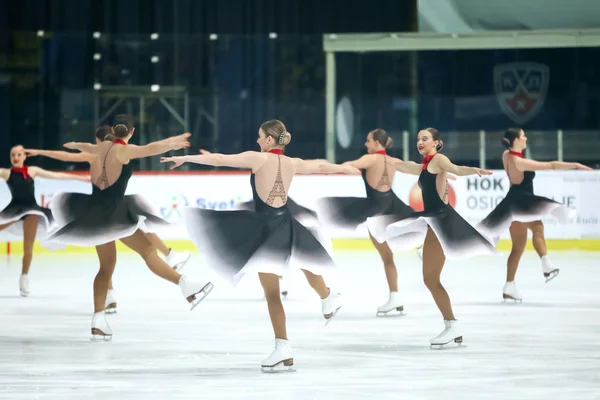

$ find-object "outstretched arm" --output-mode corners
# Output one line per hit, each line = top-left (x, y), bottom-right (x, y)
(118, 133), (191, 162)
(161, 150), (265, 171)
(26, 148), (95, 163)
(63, 142), (99, 154)
(28, 166), (88, 182)
(342, 155), (375, 170)
(516, 158), (593, 172)
(292, 159), (361, 175)
(0, 168), (9, 181)
(434, 154), (492, 177)
(392, 158), (423, 175)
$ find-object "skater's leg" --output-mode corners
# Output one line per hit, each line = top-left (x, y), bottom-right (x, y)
(507, 222), (527, 282)
(0, 221), (16, 231)
(120, 230), (181, 284)
(300, 269), (329, 299)
(145, 232), (170, 257)
(369, 233), (398, 292)
(21, 215), (38, 275)
(527, 221), (547, 257)
(422, 227), (454, 320)
(259, 272), (287, 339)
(94, 241), (117, 313)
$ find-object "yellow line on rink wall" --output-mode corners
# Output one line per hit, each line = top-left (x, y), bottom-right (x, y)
(1, 239), (599, 255)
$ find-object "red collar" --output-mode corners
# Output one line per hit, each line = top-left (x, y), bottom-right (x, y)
(375, 150), (387, 155)
(11, 166), (29, 179)
(509, 150), (524, 158)
(268, 149), (284, 155)
(421, 153), (437, 170)
(113, 138), (127, 145)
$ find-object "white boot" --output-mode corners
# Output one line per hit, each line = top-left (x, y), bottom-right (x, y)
(91, 311), (113, 341)
(261, 338), (294, 373)
(321, 289), (342, 326)
(179, 276), (214, 310)
(19, 274), (30, 297)
(104, 289), (117, 314)
(430, 320), (463, 347)
(541, 255), (559, 282)
(166, 249), (191, 272)
(376, 291), (405, 316)
(502, 281), (523, 303)
(416, 246), (423, 260)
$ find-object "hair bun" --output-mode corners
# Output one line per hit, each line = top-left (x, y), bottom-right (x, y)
(385, 137), (393, 148)
(436, 140), (444, 152)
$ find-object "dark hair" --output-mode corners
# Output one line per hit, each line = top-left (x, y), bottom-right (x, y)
(260, 119), (291, 146)
(95, 125), (114, 142)
(502, 128), (522, 149)
(104, 133), (117, 142)
(423, 127), (444, 151)
(370, 128), (393, 149)
(113, 114), (134, 138)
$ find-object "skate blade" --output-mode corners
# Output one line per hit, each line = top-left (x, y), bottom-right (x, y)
(261, 359), (296, 373)
(502, 295), (522, 304)
(324, 306), (342, 326)
(430, 337), (464, 350)
(376, 306), (405, 317)
(544, 269), (559, 283)
(187, 282), (214, 310)
(90, 333), (112, 342)
(20, 292), (29, 297)
(104, 308), (118, 314)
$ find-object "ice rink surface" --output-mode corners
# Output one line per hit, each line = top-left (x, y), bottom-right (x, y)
(1, 250), (599, 399)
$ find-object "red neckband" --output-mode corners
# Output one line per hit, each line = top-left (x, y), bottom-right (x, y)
(268, 149), (284, 155)
(421, 153), (437, 170)
(375, 150), (387, 155)
(11, 166), (29, 179)
(113, 138), (127, 145)
(509, 150), (524, 157)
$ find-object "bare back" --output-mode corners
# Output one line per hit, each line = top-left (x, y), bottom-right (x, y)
(253, 153), (295, 208)
(364, 154), (395, 192)
(89, 142), (127, 190)
(502, 150), (525, 185)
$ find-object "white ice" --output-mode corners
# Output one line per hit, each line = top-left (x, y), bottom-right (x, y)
(1, 249), (599, 399)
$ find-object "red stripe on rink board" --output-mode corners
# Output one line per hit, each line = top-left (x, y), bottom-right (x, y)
(33, 170), (347, 176)
(6, 242), (10, 255)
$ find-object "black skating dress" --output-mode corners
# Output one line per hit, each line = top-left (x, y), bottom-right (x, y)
(477, 150), (575, 244)
(183, 152), (337, 286)
(45, 141), (171, 247)
(315, 152), (415, 242)
(368, 154), (500, 259)
(0, 166), (54, 236)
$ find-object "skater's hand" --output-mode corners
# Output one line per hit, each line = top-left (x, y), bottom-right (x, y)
(341, 165), (361, 175)
(160, 156), (185, 170)
(199, 149), (212, 155)
(576, 163), (593, 171)
(166, 133), (191, 151)
(24, 149), (40, 157)
(474, 168), (493, 177)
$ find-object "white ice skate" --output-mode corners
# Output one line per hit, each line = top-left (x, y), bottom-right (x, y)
(322, 290), (342, 326)
(376, 291), (405, 317)
(166, 250), (191, 272)
(104, 289), (117, 314)
(430, 320), (463, 348)
(91, 312), (113, 341)
(541, 255), (559, 283)
(179, 276), (214, 310)
(261, 338), (295, 373)
(416, 246), (423, 260)
(502, 281), (523, 303)
(19, 274), (30, 297)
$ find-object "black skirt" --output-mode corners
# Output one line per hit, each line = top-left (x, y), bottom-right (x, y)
(45, 192), (171, 247)
(0, 201), (54, 237)
(368, 204), (500, 260)
(183, 206), (337, 286)
(477, 189), (575, 244)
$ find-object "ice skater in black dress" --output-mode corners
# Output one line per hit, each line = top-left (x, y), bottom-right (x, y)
(477, 128), (592, 302)
(368, 128), (499, 347)
(45, 116), (213, 341)
(26, 124), (191, 313)
(316, 129), (419, 316)
(161, 119), (360, 372)
(0, 145), (87, 296)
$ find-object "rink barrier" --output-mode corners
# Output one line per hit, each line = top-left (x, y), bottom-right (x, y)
(1, 238), (599, 255)
(1, 170), (599, 254)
